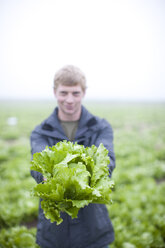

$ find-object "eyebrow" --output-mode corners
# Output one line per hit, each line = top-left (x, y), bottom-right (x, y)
(59, 91), (81, 94)
(73, 91), (81, 94)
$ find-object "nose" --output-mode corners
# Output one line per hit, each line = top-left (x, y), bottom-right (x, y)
(66, 93), (74, 103)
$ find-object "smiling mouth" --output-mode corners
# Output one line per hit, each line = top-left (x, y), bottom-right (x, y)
(65, 105), (74, 110)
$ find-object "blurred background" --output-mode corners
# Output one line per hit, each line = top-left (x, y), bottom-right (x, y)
(0, 0), (165, 101)
(0, 1), (165, 248)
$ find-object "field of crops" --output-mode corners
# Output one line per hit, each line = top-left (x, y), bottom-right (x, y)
(0, 100), (165, 248)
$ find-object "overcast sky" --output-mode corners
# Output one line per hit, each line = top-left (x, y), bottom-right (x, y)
(0, 0), (165, 101)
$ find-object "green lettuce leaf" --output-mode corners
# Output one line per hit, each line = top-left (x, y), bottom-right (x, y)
(31, 141), (114, 224)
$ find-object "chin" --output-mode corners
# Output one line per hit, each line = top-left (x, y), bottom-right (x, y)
(66, 111), (75, 115)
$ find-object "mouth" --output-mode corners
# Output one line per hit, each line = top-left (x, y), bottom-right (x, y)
(65, 105), (74, 110)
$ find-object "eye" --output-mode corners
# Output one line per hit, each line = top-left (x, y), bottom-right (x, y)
(73, 92), (80, 96)
(60, 91), (67, 96)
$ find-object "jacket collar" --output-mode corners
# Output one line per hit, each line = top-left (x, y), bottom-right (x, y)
(46, 107), (61, 130)
(46, 106), (94, 127)
(38, 105), (97, 140)
(75, 106), (96, 138)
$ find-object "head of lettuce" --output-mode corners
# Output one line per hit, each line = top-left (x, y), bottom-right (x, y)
(30, 141), (114, 225)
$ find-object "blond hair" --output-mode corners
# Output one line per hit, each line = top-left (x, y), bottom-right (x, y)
(53, 65), (87, 92)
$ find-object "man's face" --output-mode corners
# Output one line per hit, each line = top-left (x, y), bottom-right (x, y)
(54, 84), (85, 120)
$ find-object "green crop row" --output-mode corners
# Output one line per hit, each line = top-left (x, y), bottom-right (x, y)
(0, 100), (165, 248)
(0, 227), (39, 248)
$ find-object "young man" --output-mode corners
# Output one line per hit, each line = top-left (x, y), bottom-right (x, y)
(30, 65), (116, 248)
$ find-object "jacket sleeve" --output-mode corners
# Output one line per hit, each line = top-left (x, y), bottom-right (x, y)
(94, 120), (116, 177)
(30, 129), (48, 184)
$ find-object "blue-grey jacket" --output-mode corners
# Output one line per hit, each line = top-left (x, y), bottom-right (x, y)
(30, 106), (116, 248)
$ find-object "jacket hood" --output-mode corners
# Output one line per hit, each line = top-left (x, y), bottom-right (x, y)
(34, 106), (99, 140)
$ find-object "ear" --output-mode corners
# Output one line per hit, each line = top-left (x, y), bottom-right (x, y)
(82, 90), (86, 98)
(53, 87), (57, 97)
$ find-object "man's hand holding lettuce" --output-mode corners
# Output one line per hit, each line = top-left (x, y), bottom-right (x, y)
(30, 141), (114, 225)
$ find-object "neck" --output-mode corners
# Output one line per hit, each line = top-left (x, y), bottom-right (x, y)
(58, 108), (81, 121)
